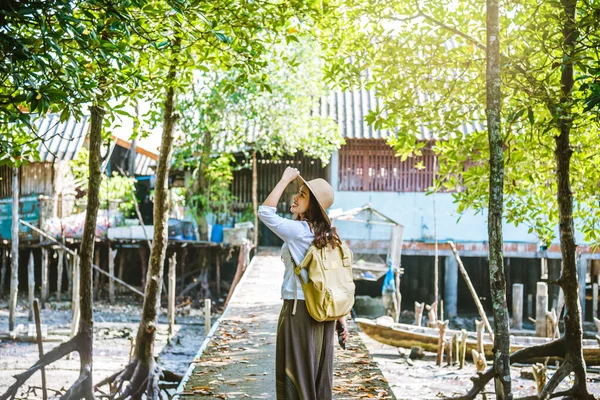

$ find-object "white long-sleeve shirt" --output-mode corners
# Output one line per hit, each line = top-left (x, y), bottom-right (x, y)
(257, 205), (312, 300)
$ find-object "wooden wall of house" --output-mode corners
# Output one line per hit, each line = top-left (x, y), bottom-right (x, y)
(230, 152), (325, 246)
(231, 152), (325, 213)
(0, 161), (76, 199)
(0, 162), (78, 221)
(338, 139), (439, 192)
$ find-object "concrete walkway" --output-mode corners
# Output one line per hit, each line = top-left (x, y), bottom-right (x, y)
(176, 248), (394, 399)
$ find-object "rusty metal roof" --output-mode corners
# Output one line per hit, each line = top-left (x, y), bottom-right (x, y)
(35, 114), (90, 162)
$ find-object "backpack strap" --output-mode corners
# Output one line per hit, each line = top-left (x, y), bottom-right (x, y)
(289, 248), (299, 316)
(288, 246), (314, 316)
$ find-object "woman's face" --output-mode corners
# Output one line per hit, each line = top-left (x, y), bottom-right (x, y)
(291, 185), (311, 218)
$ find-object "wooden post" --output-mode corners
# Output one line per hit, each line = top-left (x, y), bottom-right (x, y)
(224, 243), (249, 308)
(252, 151), (258, 247)
(540, 257), (548, 280)
(446, 339), (452, 366)
(546, 309), (559, 339)
(444, 255), (458, 318)
(527, 293), (534, 320)
(33, 299), (47, 400)
(532, 363), (547, 395)
(391, 225), (403, 322)
(393, 267), (401, 323)
(117, 249), (125, 291)
(557, 288), (565, 318)
(168, 253), (176, 340)
(41, 248), (49, 309)
(28, 251), (34, 322)
(71, 252), (80, 337)
(512, 283), (523, 330)
(108, 246), (117, 303)
(0, 248), (7, 297)
(536, 282), (548, 337)
(433, 162), (439, 319)
(426, 302), (437, 327)
(178, 247), (187, 294)
(204, 298), (212, 336)
(440, 299), (444, 322)
(578, 257), (587, 319)
(66, 251), (72, 297)
(472, 350), (487, 372)
(448, 241), (494, 341)
(215, 249), (221, 301)
(552, 309), (559, 338)
(436, 320), (448, 366)
(56, 249), (64, 301)
(594, 317), (600, 335)
(459, 329), (468, 369)
(9, 166), (19, 331)
(593, 283), (598, 320)
(414, 302), (424, 327)
(452, 333), (458, 366)
(475, 319), (485, 354)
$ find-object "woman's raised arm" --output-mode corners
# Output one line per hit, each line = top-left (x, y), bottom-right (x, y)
(262, 167), (300, 207)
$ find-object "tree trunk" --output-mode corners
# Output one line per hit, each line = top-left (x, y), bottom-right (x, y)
(486, 1), (512, 398)
(554, 2), (589, 396)
(9, 166), (19, 331)
(252, 151), (258, 247)
(74, 104), (106, 398)
(133, 37), (180, 381)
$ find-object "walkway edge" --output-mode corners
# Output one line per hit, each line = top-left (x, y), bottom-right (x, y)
(173, 253), (258, 399)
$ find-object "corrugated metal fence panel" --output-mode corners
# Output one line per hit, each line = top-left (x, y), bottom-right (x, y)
(0, 163), (55, 198)
(231, 152), (325, 212)
(20, 163), (54, 196)
(0, 165), (11, 198)
(338, 139), (438, 193)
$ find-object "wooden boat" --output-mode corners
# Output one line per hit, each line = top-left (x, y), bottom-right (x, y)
(355, 317), (600, 365)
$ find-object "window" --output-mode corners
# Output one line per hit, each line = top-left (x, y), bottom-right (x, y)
(338, 139), (438, 192)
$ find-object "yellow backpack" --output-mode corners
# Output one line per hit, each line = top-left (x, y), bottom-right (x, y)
(292, 243), (355, 322)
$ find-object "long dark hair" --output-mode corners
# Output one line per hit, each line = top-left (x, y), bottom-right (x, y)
(296, 191), (342, 249)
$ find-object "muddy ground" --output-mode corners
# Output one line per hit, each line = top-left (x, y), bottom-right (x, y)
(0, 296), (213, 399)
(355, 314), (600, 400)
(2, 296), (600, 399)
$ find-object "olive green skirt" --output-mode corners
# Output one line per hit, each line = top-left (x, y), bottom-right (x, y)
(276, 300), (336, 400)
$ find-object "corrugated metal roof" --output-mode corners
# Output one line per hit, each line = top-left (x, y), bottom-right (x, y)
(319, 89), (394, 140)
(321, 88), (485, 140)
(109, 136), (158, 176)
(34, 114), (90, 162)
(135, 154), (156, 176)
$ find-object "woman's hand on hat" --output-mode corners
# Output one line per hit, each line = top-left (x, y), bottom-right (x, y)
(281, 167), (300, 183)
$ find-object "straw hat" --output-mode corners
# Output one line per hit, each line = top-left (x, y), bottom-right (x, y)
(297, 176), (334, 225)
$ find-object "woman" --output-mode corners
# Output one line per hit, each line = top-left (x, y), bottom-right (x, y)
(258, 166), (348, 400)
